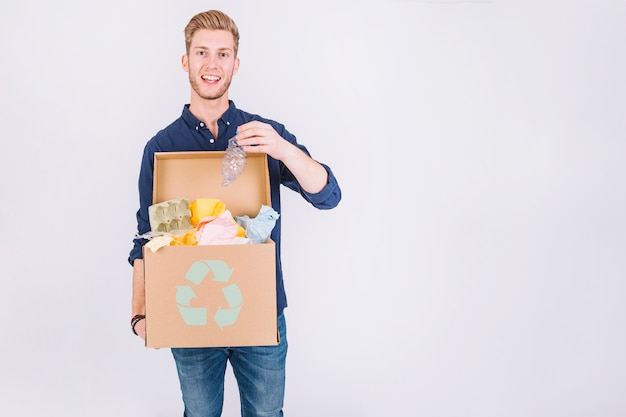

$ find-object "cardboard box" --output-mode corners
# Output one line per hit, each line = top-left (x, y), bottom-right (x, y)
(143, 151), (278, 348)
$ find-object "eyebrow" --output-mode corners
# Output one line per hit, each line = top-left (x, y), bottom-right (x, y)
(192, 46), (233, 52)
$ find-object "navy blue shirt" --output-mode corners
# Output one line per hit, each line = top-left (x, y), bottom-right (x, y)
(129, 101), (342, 315)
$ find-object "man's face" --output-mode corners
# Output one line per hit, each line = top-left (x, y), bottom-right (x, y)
(182, 29), (240, 101)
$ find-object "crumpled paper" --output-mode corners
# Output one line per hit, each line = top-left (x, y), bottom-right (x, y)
(143, 230), (198, 252)
(235, 205), (280, 244)
(196, 210), (250, 245)
(144, 235), (173, 252)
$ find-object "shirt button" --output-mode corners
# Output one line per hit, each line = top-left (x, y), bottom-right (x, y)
(200, 122), (205, 127)
(210, 139), (215, 144)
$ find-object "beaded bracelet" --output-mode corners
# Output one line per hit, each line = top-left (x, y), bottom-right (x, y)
(131, 314), (146, 336)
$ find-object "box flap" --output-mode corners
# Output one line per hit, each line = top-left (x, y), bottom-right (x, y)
(153, 152), (271, 217)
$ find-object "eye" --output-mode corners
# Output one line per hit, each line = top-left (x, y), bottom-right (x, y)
(219, 52), (229, 58)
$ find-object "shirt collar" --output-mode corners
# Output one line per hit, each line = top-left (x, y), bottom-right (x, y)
(181, 101), (238, 132)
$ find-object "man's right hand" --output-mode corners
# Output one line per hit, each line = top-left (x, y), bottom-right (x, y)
(134, 317), (146, 341)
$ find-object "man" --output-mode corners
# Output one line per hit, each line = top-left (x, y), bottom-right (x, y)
(128, 9), (341, 417)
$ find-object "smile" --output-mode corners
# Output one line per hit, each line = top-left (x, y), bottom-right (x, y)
(201, 75), (221, 82)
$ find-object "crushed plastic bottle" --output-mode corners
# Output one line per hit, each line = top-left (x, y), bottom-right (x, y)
(221, 137), (247, 186)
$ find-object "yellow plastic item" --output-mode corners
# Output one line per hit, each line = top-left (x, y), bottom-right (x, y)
(169, 230), (198, 246)
(235, 222), (246, 237)
(190, 198), (226, 226)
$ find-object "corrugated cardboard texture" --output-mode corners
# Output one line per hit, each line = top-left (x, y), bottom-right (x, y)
(144, 151), (277, 348)
(144, 245), (277, 348)
(153, 151), (271, 217)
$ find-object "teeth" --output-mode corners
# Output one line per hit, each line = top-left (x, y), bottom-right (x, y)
(202, 75), (220, 81)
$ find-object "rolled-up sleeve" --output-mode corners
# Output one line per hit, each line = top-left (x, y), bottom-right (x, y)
(128, 145), (156, 265)
(297, 163), (342, 210)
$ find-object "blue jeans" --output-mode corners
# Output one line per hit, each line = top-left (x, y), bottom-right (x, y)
(172, 314), (288, 417)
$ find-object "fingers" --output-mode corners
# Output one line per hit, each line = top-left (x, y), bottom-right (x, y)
(236, 120), (266, 134)
(235, 121), (272, 144)
(234, 121), (287, 160)
(235, 122), (275, 150)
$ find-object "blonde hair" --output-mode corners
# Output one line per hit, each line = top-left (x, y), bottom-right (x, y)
(184, 10), (240, 55)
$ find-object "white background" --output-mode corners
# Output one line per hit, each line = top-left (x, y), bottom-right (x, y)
(1, 0), (625, 416)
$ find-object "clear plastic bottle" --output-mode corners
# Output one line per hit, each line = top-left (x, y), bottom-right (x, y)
(222, 137), (247, 186)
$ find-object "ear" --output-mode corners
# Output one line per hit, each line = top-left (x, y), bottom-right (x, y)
(233, 57), (240, 75)
(181, 54), (189, 72)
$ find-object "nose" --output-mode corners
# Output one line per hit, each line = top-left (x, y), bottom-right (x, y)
(205, 53), (218, 69)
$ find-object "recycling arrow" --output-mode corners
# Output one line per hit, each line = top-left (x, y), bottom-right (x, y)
(214, 305), (242, 329)
(207, 260), (234, 282)
(177, 306), (208, 326)
(177, 260), (242, 330)
(176, 285), (197, 306)
(185, 260), (234, 284)
(221, 283), (242, 308)
(185, 261), (210, 285)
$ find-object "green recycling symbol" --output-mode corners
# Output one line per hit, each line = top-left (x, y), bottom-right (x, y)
(176, 260), (243, 329)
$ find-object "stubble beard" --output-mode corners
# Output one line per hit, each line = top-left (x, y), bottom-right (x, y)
(189, 74), (233, 101)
